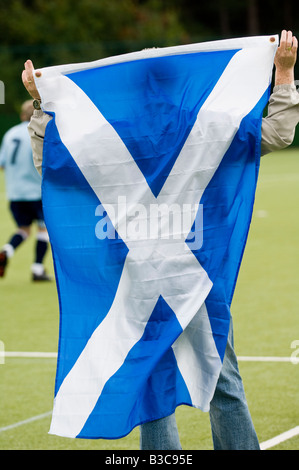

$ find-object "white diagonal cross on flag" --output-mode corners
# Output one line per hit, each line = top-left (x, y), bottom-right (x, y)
(36, 44), (275, 437)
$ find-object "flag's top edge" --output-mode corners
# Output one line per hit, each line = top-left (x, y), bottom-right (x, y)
(34, 35), (279, 79)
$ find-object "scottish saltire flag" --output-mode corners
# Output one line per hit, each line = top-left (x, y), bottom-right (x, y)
(35, 35), (277, 439)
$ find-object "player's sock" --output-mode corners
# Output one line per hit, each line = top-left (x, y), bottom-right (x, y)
(32, 232), (51, 281)
(5, 229), (28, 256)
(34, 231), (49, 264)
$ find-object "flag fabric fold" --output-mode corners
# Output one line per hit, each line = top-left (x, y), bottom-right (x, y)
(35, 35), (277, 439)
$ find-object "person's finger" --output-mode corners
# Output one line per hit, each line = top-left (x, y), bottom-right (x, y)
(24, 59), (34, 83)
(292, 36), (298, 51)
(21, 69), (29, 87)
(22, 62), (41, 99)
(25, 59), (34, 70)
(286, 30), (293, 49)
(280, 29), (287, 47)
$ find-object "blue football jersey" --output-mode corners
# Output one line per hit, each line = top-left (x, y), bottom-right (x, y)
(0, 121), (41, 201)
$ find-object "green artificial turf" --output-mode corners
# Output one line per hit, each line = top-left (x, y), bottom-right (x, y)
(0, 149), (298, 450)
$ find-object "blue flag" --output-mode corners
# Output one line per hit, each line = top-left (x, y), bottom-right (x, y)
(35, 36), (277, 439)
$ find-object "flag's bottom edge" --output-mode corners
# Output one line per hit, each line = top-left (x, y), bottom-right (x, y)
(47, 401), (210, 440)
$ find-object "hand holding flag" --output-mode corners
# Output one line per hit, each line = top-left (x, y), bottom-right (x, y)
(22, 59), (41, 100)
(274, 30), (297, 85)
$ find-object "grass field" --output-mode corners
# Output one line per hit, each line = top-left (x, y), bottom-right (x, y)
(0, 149), (298, 450)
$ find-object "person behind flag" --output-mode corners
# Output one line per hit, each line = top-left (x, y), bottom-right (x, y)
(21, 30), (298, 449)
(0, 100), (52, 281)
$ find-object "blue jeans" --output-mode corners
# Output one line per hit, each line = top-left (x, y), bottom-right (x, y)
(139, 317), (260, 450)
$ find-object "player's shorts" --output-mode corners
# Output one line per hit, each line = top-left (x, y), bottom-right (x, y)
(10, 200), (46, 228)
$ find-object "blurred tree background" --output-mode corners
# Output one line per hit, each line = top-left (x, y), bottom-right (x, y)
(0, 0), (298, 140)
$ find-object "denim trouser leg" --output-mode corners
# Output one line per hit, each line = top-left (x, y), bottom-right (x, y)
(209, 317), (260, 450)
(139, 316), (259, 450)
(140, 413), (182, 450)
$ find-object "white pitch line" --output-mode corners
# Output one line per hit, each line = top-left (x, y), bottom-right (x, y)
(238, 356), (297, 363)
(0, 411), (52, 434)
(1, 352), (298, 362)
(260, 426), (299, 450)
(0, 351), (57, 358)
(1, 352), (298, 448)
(1, 410), (297, 451)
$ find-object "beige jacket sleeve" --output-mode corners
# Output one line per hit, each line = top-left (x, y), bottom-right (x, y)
(28, 84), (299, 175)
(261, 84), (299, 156)
(27, 109), (52, 175)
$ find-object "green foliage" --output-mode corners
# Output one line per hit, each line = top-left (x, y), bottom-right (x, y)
(0, 0), (298, 134)
(0, 0), (186, 120)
